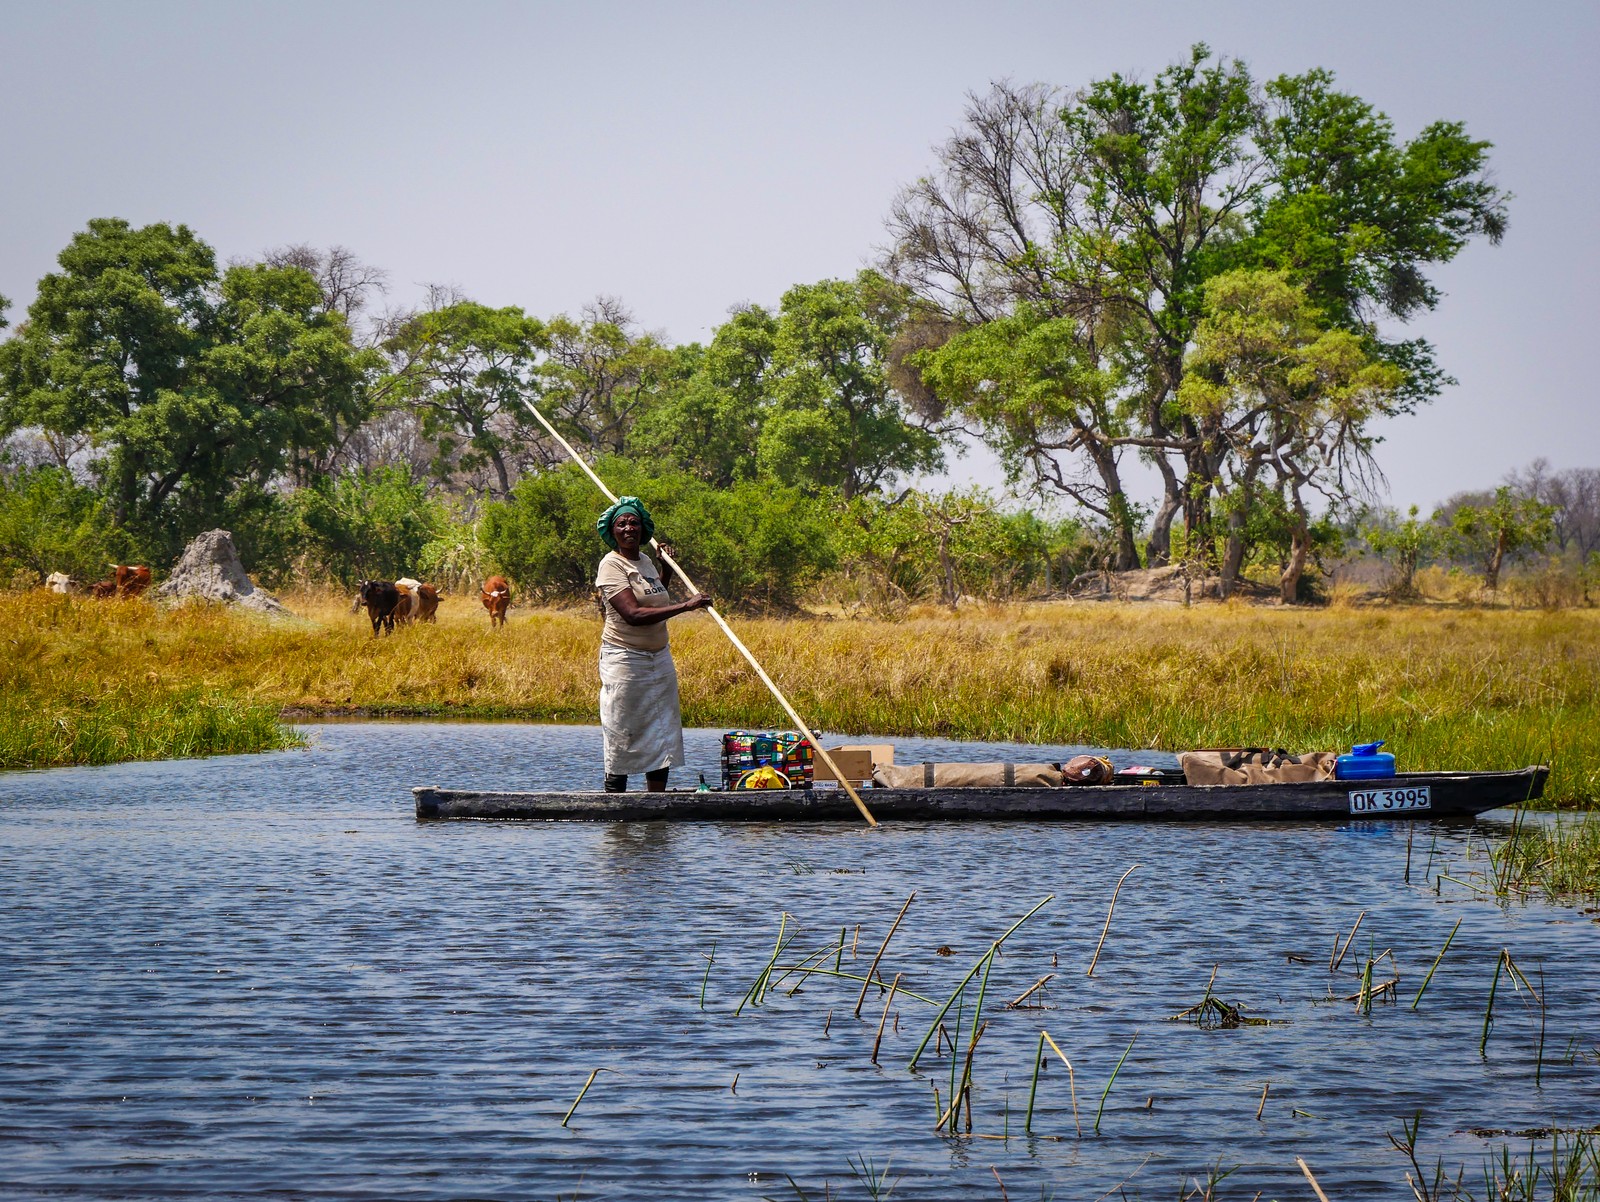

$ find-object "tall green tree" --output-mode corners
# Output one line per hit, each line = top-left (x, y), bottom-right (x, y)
(890, 47), (1508, 568)
(1364, 505), (1440, 598)
(1178, 269), (1404, 599)
(383, 301), (546, 497)
(1446, 486), (1555, 592)
(0, 219), (372, 557)
(631, 305), (774, 487)
(538, 298), (681, 462)
(759, 271), (948, 498)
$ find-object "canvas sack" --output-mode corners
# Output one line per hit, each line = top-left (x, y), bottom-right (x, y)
(1179, 748), (1338, 786)
(872, 762), (1066, 788)
(1061, 755), (1114, 785)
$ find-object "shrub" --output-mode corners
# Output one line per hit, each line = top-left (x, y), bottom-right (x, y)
(0, 465), (130, 584)
(289, 467), (448, 586)
(480, 459), (838, 609)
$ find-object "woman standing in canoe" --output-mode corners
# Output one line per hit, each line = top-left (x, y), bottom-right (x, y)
(594, 497), (712, 792)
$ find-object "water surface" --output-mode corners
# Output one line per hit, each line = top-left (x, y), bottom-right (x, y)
(2, 724), (1596, 1199)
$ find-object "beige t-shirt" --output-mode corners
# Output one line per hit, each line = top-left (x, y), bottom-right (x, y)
(596, 550), (673, 651)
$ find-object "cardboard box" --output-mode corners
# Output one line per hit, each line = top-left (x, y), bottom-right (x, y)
(814, 744), (895, 783)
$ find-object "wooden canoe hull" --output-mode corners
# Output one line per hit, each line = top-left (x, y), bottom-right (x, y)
(413, 766), (1547, 822)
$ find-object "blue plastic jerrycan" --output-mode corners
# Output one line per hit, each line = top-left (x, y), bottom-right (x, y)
(1336, 741), (1396, 781)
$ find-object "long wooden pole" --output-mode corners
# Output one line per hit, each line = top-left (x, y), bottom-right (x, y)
(516, 396), (878, 827)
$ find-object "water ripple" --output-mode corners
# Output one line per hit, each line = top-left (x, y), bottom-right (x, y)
(1, 723), (1596, 1199)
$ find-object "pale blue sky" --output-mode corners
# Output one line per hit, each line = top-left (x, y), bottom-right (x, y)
(3, 0), (1595, 509)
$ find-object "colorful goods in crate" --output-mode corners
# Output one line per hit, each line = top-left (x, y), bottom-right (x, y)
(720, 730), (814, 789)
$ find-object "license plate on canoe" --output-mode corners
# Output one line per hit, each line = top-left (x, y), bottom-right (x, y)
(1348, 785), (1431, 814)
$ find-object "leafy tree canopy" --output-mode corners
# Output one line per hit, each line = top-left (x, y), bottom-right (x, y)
(0, 219), (374, 558)
(888, 46), (1508, 579)
(382, 301), (547, 498)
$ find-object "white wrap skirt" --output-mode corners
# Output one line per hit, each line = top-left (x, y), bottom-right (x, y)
(598, 644), (687, 775)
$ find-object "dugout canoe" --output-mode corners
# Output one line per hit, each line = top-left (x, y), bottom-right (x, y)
(413, 765), (1547, 822)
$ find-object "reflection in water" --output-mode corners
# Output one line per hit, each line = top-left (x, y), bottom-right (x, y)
(0, 722), (1596, 1201)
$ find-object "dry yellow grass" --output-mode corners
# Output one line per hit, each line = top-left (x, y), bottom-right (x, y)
(5, 588), (1596, 805)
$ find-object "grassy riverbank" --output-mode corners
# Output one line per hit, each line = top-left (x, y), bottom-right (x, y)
(2, 590), (1597, 804)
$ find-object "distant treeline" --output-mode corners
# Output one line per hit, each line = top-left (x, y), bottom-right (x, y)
(0, 46), (1537, 606)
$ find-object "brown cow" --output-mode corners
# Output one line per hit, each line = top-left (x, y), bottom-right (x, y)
(92, 565), (151, 599)
(481, 576), (510, 627)
(393, 578), (439, 625)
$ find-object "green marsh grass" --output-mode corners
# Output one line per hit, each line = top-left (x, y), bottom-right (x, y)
(1491, 815), (1600, 902)
(1, 592), (302, 769)
(5, 589), (1598, 807)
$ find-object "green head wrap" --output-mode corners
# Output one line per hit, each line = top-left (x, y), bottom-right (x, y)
(597, 496), (655, 550)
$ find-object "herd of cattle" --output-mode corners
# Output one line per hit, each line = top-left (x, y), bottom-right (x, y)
(356, 575), (513, 635)
(45, 565), (152, 599)
(42, 565), (516, 634)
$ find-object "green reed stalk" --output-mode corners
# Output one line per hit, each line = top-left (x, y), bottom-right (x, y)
(735, 912), (793, 1016)
(1536, 966), (1547, 1087)
(1025, 1032), (1046, 1133)
(1495, 802), (1530, 894)
(1480, 950), (1506, 1056)
(949, 993), (966, 1109)
(1094, 1032), (1138, 1134)
(772, 937), (848, 996)
(698, 939), (716, 1011)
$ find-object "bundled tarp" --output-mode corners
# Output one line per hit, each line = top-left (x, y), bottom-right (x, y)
(872, 763), (1067, 788)
(1179, 749), (1337, 786)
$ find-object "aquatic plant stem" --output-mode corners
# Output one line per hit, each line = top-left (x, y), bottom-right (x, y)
(1087, 865), (1139, 978)
(1025, 1033), (1046, 1133)
(513, 392), (878, 827)
(854, 891), (916, 1018)
(1040, 1031), (1081, 1136)
(960, 1021), (987, 1132)
(767, 966), (934, 1004)
(1331, 910), (1366, 973)
(1094, 1031), (1138, 1134)
(1411, 918), (1463, 1010)
(560, 1068), (606, 1127)
(1297, 1156), (1332, 1202)
(908, 895), (1054, 1071)
(735, 912), (792, 1016)
(939, 1020), (989, 1132)
(1256, 1081), (1270, 1121)
(1007, 974), (1055, 1009)
(1536, 966), (1547, 1087)
(698, 939), (716, 1011)
(1480, 949), (1506, 1055)
(871, 973), (903, 1064)
(1496, 798), (1530, 894)
(953, 954), (997, 1128)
